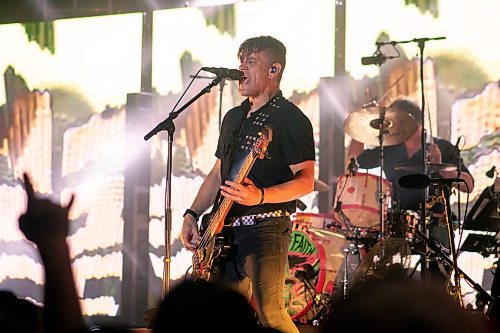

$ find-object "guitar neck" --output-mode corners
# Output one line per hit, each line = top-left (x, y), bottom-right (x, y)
(204, 147), (260, 237)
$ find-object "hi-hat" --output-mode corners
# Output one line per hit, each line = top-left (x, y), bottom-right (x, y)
(395, 163), (457, 174)
(344, 107), (418, 146)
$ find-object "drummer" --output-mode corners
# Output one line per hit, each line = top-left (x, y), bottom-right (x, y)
(346, 99), (474, 245)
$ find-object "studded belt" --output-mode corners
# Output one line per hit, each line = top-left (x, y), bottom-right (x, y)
(230, 210), (290, 227)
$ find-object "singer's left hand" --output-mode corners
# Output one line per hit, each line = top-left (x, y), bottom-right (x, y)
(427, 144), (442, 164)
(220, 178), (262, 206)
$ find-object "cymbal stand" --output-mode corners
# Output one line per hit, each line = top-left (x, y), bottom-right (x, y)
(341, 241), (360, 298)
(370, 106), (389, 241)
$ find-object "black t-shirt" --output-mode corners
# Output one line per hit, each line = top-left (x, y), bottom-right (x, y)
(215, 91), (315, 217)
(357, 138), (471, 211)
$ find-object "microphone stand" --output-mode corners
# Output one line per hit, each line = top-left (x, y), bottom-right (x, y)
(414, 229), (495, 309)
(378, 36), (446, 279)
(441, 186), (464, 306)
(144, 75), (224, 296)
(417, 39), (431, 280)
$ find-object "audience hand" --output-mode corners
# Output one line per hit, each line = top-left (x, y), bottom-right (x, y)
(19, 173), (75, 246)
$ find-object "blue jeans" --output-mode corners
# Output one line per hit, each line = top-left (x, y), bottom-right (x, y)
(223, 217), (299, 333)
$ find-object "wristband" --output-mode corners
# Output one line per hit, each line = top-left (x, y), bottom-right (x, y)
(183, 208), (199, 222)
(258, 187), (265, 205)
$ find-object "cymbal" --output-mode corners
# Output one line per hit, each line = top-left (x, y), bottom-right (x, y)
(394, 163), (457, 174)
(344, 107), (418, 146)
(314, 179), (329, 192)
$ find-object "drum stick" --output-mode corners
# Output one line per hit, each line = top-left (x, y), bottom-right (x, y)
(426, 104), (434, 145)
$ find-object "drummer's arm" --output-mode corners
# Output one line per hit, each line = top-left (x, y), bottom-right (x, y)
(429, 143), (474, 193)
(439, 169), (474, 193)
(346, 138), (365, 167)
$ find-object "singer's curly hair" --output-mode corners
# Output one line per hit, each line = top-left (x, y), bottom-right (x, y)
(390, 99), (422, 123)
(238, 36), (286, 74)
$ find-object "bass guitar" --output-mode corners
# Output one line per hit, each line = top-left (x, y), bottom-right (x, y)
(191, 127), (272, 281)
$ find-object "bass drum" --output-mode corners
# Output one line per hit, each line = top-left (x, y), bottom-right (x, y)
(284, 222), (346, 322)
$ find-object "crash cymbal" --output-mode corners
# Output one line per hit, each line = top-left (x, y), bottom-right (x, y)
(344, 107), (418, 146)
(314, 179), (329, 192)
(394, 163), (457, 174)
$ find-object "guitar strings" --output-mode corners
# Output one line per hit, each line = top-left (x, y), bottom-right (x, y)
(192, 143), (261, 269)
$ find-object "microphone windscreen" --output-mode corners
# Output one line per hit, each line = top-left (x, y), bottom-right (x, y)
(398, 174), (430, 189)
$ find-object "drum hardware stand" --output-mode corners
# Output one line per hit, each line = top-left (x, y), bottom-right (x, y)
(414, 229), (496, 313)
(370, 105), (389, 241)
(334, 201), (354, 229)
(295, 268), (332, 325)
(335, 159), (358, 230)
(341, 242), (360, 298)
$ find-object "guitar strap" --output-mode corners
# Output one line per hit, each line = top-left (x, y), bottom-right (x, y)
(226, 93), (281, 182)
(209, 101), (249, 217)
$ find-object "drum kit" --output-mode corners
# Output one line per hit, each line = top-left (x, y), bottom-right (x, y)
(285, 103), (464, 325)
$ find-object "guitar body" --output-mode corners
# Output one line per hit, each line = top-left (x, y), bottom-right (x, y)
(192, 214), (232, 281)
(191, 127), (273, 282)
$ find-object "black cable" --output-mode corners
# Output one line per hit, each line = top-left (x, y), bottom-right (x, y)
(170, 68), (203, 114)
(457, 183), (470, 256)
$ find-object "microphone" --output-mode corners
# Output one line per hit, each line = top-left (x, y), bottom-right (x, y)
(361, 53), (387, 66)
(398, 174), (464, 189)
(347, 157), (359, 176)
(201, 67), (243, 80)
(485, 166), (496, 178)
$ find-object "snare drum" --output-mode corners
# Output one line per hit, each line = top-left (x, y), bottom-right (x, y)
(333, 172), (392, 228)
(285, 222), (346, 322)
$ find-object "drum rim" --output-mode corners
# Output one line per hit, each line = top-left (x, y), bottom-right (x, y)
(338, 171), (392, 185)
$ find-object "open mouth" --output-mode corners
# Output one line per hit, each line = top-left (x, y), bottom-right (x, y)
(240, 75), (249, 84)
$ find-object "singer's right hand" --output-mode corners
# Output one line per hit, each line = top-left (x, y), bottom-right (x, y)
(180, 216), (201, 252)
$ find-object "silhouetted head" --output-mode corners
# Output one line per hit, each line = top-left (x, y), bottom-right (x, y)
(153, 280), (257, 333)
(325, 279), (493, 333)
(0, 290), (42, 333)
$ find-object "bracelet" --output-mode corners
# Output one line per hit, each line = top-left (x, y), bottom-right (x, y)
(258, 187), (265, 205)
(183, 208), (199, 222)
